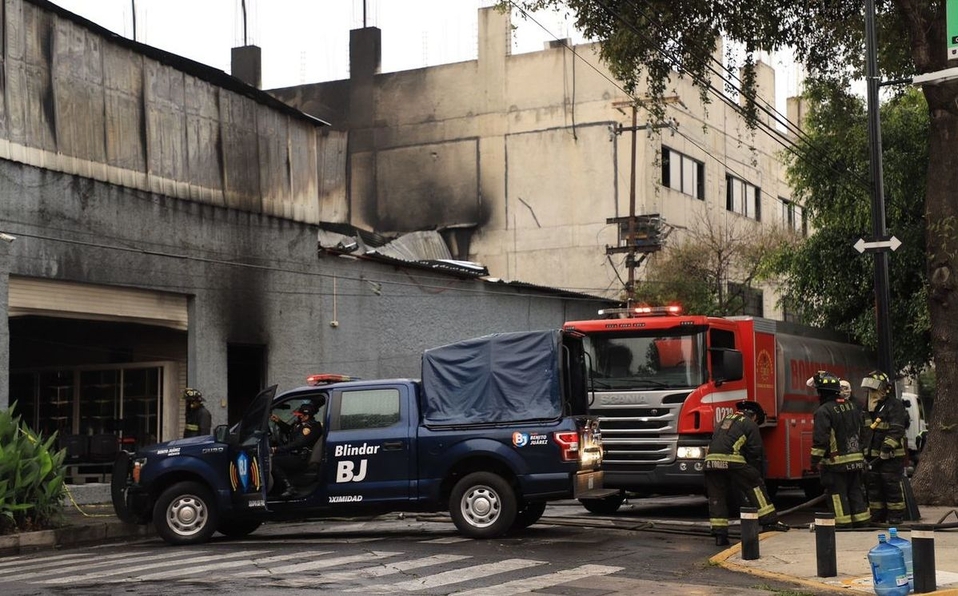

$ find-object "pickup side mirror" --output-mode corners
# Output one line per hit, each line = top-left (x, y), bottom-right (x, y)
(709, 348), (744, 386)
(214, 424), (230, 444)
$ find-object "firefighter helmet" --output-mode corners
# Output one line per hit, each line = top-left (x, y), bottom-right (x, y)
(861, 370), (891, 393)
(736, 401), (767, 426)
(811, 371), (841, 394)
(183, 388), (204, 402)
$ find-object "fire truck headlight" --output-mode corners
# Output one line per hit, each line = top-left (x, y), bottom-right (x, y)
(676, 446), (706, 460)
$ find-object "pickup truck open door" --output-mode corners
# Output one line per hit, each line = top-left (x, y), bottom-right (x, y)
(227, 384), (276, 511)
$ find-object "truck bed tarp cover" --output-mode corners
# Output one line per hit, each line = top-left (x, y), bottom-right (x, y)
(421, 330), (562, 425)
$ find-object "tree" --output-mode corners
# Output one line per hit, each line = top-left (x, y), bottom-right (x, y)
(772, 83), (930, 376)
(508, 1), (957, 504)
(634, 211), (797, 316)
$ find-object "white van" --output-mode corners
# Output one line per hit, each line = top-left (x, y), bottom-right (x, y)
(899, 391), (928, 463)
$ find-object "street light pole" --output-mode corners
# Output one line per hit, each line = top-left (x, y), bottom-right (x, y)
(864, 0), (896, 378)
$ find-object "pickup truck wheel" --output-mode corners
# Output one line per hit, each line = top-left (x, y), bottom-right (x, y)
(579, 492), (625, 515)
(217, 519), (262, 539)
(510, 501), (547, 531)
(153, 481), (219, 545)
(450, 472), (517, 538)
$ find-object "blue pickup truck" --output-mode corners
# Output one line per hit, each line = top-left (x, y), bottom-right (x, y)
(112, 330), (609, 545)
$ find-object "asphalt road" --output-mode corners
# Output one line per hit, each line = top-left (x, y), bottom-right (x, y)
(0, 492), (832, 596)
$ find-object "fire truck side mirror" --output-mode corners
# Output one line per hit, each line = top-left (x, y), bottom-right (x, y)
(709, 348), (744, 385)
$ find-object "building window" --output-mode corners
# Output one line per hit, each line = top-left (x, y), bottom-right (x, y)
(726, 175), (761, 221)
(780, 198), (807, 236)
(662, 147), (705, 200)
(727, 282), (764, 317)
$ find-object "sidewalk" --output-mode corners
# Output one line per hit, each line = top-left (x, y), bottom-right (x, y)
(712, 506), (958, 595)
(0, 483), (153, 556)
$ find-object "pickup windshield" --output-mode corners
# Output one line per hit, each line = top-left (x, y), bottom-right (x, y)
(583, 327), (708, 389)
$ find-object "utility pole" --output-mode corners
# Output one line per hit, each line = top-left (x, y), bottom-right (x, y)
(606, 101), (672, 305)
(864, 0), (895, 378)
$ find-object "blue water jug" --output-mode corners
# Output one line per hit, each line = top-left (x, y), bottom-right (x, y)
(868, 533), (910, 596)
(888, 528), (914, 592)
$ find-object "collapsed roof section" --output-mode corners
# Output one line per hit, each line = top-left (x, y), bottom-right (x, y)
(317, 223), (489, 278)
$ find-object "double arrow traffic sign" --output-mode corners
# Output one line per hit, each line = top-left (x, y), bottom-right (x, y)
(854, 236), (902, 253)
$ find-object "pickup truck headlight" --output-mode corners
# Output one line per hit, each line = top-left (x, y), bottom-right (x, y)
(676, 446), (706, 460)
(132, 457), (148, 483)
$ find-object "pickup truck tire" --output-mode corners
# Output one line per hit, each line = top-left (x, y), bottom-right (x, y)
(153, 481), (219, 545)
(217, 519), (263, 539)
(449, 472), (517, 538)
(510, 501), (547, 531)
(579, 492), (625, 515)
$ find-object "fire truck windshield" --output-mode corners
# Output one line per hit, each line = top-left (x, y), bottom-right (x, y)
(583, 329), (707, 389)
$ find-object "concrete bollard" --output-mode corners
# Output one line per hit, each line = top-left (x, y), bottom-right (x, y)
(814, 511), (837, 577)
(912, 524), (937, 594)
(740, 506), (760, 560)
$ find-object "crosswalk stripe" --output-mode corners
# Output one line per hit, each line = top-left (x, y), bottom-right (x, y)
(346, 558), (546, 593)
(110, 553), (297, 582)
(235, 551), (402, 577)
(272, 554), (473, 587)
(39, 550), (270, 585)
(418, 536), (472, 544)
(0, 553), (86, 573)
(453, 563), (624, 596)
(0, 552), (87, 570)
(0, 551), (160, 582)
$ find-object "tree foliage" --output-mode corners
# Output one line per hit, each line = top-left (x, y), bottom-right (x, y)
(771, 83), (930, 376)
(507, 0), (958, 504)
(634, 211), (798, 316)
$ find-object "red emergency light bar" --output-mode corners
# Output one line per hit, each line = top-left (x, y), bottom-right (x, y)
(306, 373), (355, 386)
(597, 304), (683, 318)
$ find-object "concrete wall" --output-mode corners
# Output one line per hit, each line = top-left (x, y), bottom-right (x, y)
(0, 159), (607, 413)
(0, 0), (347, 225)
(270, 8), (796, 307)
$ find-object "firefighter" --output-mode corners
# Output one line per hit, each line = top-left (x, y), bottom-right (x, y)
(182, 388), (212, 438)
(809, 371), (871, 528)
(270, 401), (323, 499)
(705, 401), (788, 546)
(861, 369), (908, 524)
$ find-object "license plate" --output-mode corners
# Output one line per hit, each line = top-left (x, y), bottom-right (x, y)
(574, 470), (603, 497)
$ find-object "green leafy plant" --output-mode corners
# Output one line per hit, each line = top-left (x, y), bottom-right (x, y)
(0, 402), (66, 534)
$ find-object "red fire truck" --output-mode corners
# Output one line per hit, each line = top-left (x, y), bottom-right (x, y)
(563, 305), (875, 514)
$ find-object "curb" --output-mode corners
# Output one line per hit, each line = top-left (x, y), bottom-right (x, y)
(0, 504), (154, 557)
(709, 533), (958, 596)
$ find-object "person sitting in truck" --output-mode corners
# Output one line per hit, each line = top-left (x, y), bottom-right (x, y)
(270, 400), (324, 499)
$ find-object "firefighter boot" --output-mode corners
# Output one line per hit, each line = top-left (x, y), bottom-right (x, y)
(280, 481), (296, 499)
(713, 532), (730, 546)
(762, 521), (790, 532)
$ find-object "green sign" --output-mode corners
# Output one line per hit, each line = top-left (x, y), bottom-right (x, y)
(950, 0), (958, 59)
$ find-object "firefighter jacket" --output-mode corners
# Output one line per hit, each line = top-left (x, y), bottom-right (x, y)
(274, 418), (323, 458)
(705, 412), (764, 471)
(810, 396), (866, 471)
(184, 404), (212, 438)
(862, 394), (907, 459)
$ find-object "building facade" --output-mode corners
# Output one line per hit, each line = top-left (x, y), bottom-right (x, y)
(0, 1), (608, 461)
(270, 6), (805, 313)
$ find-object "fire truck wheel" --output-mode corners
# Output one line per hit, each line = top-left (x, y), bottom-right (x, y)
(217, 518), (263, 539)
(579, 492), (625, 515)
(153, 481), (219, 545)
(450, 472), (517, 538)
(510, 501), (547, 531)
